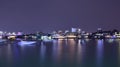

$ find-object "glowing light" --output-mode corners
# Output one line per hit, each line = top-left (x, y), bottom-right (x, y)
(12, 32), (16, 35)
(68, 39), (75, 45)
(117, 36), (120, 38)
(58, 39), (64, 40)
(0, 31), (3, 35)
(53, 36), (65, 39)
(18, 41), (36, 46)
(108, 39), (114, 43)
(84, 36), (88, 38)
(97, 39), (103, 66)
(32, 36), (37, 39)
(105, 35), (111, 38)
(8, 36), (16, 40)
(41, 36), (52, 42)
(7, 32), (12, 36)
(97, 40), (103, 45)
(0, 36), (2, 39)
(110, 35), (117, 39)
(17, 32), (23, 35)
(66, 35), (76, 38)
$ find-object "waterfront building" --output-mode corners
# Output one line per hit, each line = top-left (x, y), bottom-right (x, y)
(65, 30), (69, 34)
(77, 28), (81, 34)
(58, 30), (63, 35)
(71, 28), (77, 32)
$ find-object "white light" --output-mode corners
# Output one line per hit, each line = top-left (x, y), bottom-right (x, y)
(41, 36), (52, 42)
(12, 32), (16, 35)
(18, 41), (36, 46)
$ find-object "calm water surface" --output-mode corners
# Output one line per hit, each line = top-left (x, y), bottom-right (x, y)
(0, 39), (120, 67)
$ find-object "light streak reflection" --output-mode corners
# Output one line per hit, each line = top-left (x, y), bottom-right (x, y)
(96, 39), (104, 67)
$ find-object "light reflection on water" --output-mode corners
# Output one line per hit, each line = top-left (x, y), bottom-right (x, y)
(0, 39), (120, 67)
(76, 40), (82, 64)
(107, 39), (114, 43)
(117, 39), (120, 66)
(40, 42), (46, 61)
(96, 39), (104, 67)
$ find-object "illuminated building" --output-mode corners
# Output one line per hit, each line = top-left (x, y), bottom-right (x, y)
(71, 28), (77, 32)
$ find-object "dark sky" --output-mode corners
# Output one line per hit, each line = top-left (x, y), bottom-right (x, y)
(0, 0), (120, 33)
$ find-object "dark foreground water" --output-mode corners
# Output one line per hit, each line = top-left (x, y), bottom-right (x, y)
(0, 39), (120, 67)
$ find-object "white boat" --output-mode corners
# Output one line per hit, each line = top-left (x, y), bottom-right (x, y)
(18, 41), (36, 46)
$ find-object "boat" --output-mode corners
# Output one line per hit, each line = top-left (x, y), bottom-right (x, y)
(18, 40), (36, 46)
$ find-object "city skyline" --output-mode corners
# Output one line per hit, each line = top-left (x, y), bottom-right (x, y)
(0, 1), (120, 67)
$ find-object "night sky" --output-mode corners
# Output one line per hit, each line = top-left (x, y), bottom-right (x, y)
(0, 0), (120, 33)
